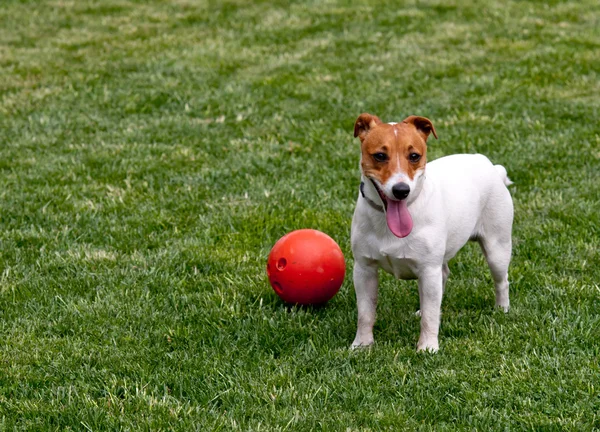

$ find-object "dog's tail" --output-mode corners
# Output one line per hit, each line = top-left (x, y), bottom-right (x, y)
(494, 164), (513, 187)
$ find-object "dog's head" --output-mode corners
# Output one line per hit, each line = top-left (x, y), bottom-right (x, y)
(354, 113), (437, 237)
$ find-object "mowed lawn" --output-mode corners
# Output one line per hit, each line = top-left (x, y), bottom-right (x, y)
(1, 0), (599, 430)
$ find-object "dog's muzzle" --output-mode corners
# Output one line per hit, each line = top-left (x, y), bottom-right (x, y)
(392, 182), (410, 200)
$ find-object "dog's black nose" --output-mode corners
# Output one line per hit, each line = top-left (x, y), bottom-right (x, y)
(392, 182), (410, 200)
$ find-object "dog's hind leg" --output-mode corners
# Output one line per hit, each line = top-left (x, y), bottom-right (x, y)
(478, 234), (511, 312)
(442, 262), (450, 292)
(478, 185), (513, 312)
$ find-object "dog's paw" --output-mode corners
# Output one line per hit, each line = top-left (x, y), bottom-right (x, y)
(496, 303), (510, 313)
(416, 339), (439, 353)
(350, 337), (374, 350)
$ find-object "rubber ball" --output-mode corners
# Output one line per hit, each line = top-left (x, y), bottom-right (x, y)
(266, 229), (346, 305)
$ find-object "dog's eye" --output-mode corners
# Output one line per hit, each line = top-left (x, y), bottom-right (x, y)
(372, 153), (388, 162)
(409, 153), (421, 163)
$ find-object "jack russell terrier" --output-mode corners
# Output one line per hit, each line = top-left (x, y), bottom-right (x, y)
(350, 113), (513, 352)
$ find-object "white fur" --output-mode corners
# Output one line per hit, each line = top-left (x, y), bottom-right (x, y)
(351, 153), (514, 352)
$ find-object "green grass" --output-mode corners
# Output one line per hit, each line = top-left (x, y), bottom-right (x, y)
(1, 0), (599, 429)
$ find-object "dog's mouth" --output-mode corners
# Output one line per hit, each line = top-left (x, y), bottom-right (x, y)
(369, 179), (413, 238)
(370, 179), (388, 210)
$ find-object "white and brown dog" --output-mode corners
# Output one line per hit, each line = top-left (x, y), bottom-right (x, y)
(350, 113), (513, 352)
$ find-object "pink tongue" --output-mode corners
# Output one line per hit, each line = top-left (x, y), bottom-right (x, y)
(386, 199), (413, 238)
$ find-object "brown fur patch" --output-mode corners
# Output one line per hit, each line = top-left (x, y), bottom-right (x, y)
(355, 115), (436, 185)
(354, 113), (382, 141)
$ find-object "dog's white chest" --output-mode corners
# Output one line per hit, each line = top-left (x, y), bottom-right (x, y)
(365, 235), (424, 279)
(377, 254), (419, 280)
(352, 211), (433, 280)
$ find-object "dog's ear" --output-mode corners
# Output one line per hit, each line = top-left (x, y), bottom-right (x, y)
(403, 116), (438, 141)
(354, 113), (382, 141)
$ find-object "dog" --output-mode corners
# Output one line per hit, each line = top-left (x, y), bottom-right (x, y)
(350, 113), (514, 352)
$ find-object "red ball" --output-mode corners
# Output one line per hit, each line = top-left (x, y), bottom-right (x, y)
(266, 229), (346, 305)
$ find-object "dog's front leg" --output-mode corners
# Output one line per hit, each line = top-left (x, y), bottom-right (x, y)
(417, 267), (443, 352)
(351, 260), (378, 349)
